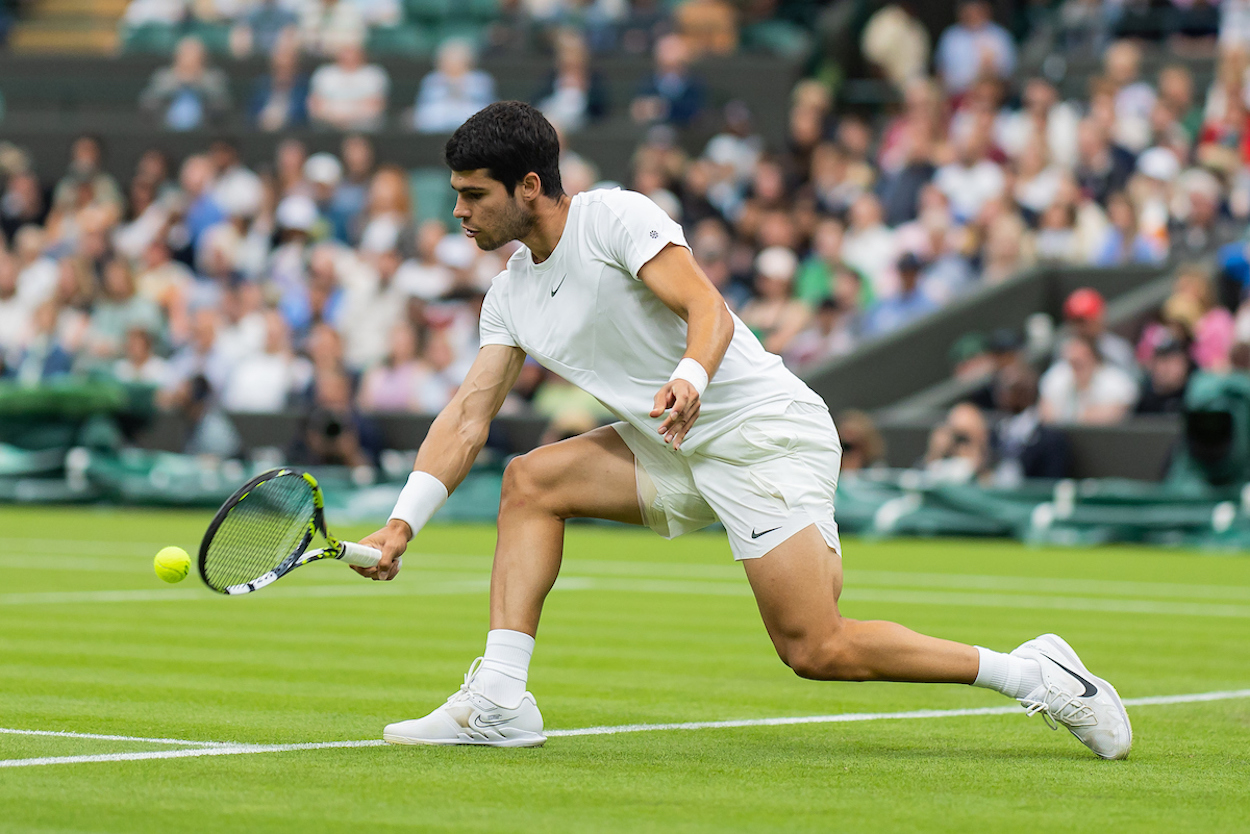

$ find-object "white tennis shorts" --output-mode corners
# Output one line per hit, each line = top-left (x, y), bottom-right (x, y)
(612, 400), (842, 561)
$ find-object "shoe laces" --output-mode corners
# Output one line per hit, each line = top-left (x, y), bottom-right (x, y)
(445, 657), (496, 712)
(1021, 684), (1097, 731)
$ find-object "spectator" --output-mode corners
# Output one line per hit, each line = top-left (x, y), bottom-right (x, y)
(221, 310), (312, 412)
(1059, 287), (1137, 372)
(235, 0), (298, 57)
(835, 409), (886, 473)
(139, 37), (231, 131)
(356, 165), (412, 257)
(10, 302), (74, 384)
(1074, 118), (1136, 206)
(934, 0), (1016, 96)
(358, 321), (447, 413)
(309, 40), (389, 133)
(164, 307), (232, 407)
(1103, 40), (1155, 153)
(1136, 334), (1193, 414)
(863, 253), (937, 337)
(631, 33), (706, 127)
(1040, 334), (1138, 424)
(923, 401), (991, 483)
(0, 256), (27, 364)
(997, 77), (1079, 170)
(738, 246), (809, 355)
(83, 258), (163, 364)
(250, 34), (310, 132)
(1094, 190), (1165, 266)
(534, 29), (609, 132)
(934, 126), (1005, 224)
(841, 193), (896, 300)
(177, 154), (225, 253)
(990, 362), (1070, 486)
(113, 326), (169, 386)
(413, 39), (497, 134)
(300, 0), (368, 57)
(340, 233), (408, 370)
(330, 135), (375, 243)
(1, 171), (48, 243)
(51, 136), (123, 220)
(294, 367), (380, 467)
(784, 298), (854, 368)
(703, 101), (763, 188)
(304, 152), (344, 235)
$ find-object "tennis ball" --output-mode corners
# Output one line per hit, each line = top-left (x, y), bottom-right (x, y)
(154, 546), (191, 584)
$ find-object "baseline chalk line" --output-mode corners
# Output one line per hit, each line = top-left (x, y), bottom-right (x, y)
(2, 688), (1247, 768)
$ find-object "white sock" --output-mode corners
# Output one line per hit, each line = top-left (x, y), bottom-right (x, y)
(972, 646), (1044, 700)
(475, 629), (534, 708)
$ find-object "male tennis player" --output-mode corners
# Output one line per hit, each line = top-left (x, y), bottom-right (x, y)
(356, 102), (1132, 758)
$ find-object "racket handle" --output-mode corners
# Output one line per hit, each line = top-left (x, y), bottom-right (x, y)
(339, 542), (383, 568)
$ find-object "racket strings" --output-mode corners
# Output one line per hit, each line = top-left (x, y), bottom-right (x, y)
(201, 475), (317, 591)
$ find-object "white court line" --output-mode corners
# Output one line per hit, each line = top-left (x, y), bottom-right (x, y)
(2, 688), (1247, 768)
(4, 575), (1250, 618)
(0, 740), (386, 768)
(0, 727), (236, 747)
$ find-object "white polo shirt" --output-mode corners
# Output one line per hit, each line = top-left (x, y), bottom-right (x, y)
(478, 188), (824, 454)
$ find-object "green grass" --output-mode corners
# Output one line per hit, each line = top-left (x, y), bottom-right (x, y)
(1, 506), (1248, 833)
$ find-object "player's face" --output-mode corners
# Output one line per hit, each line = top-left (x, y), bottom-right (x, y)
(451, 170), (536, 251)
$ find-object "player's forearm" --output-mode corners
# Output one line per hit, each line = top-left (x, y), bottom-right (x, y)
(683, 295), (734, 379)
(413, 402), (490, 493)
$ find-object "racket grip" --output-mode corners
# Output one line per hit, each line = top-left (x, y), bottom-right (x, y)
(339, 542), (383, 568)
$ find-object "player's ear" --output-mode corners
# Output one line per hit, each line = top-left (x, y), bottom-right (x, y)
(519, 172), (543, 202)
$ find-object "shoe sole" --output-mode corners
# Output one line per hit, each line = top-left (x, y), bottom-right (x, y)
(1035, 633), (1132, 760)
(382, 732), (547, 748)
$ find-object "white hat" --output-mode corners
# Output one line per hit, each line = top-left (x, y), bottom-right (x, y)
(304, 153), (343, 187)
(1137, 147), (1180, 182)
(755, 246), (798, 280)
(276, 195), (318, 232)
(216, 172), (262, 218)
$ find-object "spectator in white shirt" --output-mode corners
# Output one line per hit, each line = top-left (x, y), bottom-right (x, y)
(934, 0), (1016, 95)
(1040, 334), (1138, 425)
(412, 39), (496, 134)
(309, 40), (389, 133)
(221, 309), (312, 412)
(934, 122), (1005, 224)
(841, 193), (898, 299)
(112, 326), (169, 386)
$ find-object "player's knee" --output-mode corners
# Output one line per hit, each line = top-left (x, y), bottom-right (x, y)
(500, 452), (558, 514)
(781, 636), (867, 682)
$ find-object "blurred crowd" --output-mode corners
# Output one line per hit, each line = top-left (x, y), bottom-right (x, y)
(4, 0), (1250, 469)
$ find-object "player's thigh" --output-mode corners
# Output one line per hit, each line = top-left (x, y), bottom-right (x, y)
(502, 425), (643, 525)
(741, 524), (844, 649)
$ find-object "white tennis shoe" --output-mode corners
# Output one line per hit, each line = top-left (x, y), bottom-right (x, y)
(383, 658), (546, 748)
(1010, 633), (1132, 760)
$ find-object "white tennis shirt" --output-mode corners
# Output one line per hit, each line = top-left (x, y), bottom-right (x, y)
(479, 188), (825, 454)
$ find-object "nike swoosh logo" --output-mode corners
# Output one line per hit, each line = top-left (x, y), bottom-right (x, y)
(1040, 653), (1098, 698)
(470, 714), (512, 730)
(750, 526), (782, 539)
(550, 277), (566, 297)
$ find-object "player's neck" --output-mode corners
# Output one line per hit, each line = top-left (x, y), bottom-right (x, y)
(520, 194), (572, 264)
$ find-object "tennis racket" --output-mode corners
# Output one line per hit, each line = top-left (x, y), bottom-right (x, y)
(198, 467), (384, 595)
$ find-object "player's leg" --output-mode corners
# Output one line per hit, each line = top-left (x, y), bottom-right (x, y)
(740, 525), (979, 683)
(742, 526), (1132, 758)
(490, 425), (643, 636)
(383, 426), (644, 747)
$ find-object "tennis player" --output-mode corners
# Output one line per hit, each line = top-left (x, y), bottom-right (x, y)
(356, 102), (1132, 758)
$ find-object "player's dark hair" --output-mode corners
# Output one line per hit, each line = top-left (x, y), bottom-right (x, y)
(444, 101), (564, 198)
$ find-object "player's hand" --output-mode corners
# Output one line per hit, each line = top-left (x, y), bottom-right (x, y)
(352, 519), (410, 581)
(650, 379), (702, 450)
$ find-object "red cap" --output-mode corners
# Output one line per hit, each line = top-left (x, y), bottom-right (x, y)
(1064, 288), (1105, 321)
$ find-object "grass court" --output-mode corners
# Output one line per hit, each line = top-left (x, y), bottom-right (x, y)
(1, 505), (1247, 832)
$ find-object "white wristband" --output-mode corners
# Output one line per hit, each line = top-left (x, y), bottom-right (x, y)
(388, 471), (448, 539)
(668, 357), (709, 396)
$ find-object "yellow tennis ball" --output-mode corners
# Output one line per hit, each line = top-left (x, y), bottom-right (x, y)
(154, 546), (191, 584)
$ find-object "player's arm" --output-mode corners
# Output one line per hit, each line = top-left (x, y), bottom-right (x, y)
(354, 344), (526, 579)
(638, 243), (735, 449)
